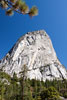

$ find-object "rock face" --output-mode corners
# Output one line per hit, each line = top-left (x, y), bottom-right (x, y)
(0, 30), (67, 81)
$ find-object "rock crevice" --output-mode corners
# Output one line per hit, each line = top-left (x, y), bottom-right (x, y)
(0, 30), (67, 81)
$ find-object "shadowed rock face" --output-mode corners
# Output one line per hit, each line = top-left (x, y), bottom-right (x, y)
(0, 30), (67, 81)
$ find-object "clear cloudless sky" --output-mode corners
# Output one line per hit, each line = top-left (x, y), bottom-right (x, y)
(0, 0), (67, 68)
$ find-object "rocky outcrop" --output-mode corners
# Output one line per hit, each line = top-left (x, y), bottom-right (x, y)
(0, 30), (67, 81)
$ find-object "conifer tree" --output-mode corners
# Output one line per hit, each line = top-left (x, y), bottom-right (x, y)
(0, 81), (5, 100)
(11, 72), (19, 100)
(34, 78), (38, 100)
(19, 64), (29, 100)
(0, 0), (38, 17)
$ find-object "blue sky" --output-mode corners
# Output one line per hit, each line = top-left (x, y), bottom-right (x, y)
(0, 0), (67, 68)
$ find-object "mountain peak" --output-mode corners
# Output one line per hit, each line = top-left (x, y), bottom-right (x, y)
(0, 30), (67, 81)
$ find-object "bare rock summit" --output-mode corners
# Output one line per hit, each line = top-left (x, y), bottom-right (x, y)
(0, 30), (67, 81)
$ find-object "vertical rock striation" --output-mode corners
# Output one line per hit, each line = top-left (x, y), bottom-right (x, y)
(0, 30), (67, 81)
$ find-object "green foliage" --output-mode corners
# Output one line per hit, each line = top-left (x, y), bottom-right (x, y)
(40, 86), (61, 100)
(0, 81), (5, 100)
(0, 0), (38, 17)
(63, 92), (67, 98)
(0, 70), (67, 100)
(29, 6), (38, 17)
(0, 71), (11, 82)
(6, 9), (14, 16)
(37, 96), (41, 100)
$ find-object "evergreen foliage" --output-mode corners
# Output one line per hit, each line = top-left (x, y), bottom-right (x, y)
(0, 0), (38, 17)
(0, 70), (67, 100)
(40, 86), (61, 100)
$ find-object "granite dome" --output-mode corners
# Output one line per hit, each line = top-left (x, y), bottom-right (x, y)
(0, 30), (67, 81)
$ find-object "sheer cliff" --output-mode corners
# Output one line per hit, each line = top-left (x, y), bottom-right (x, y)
(0, 30), (67, 81)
